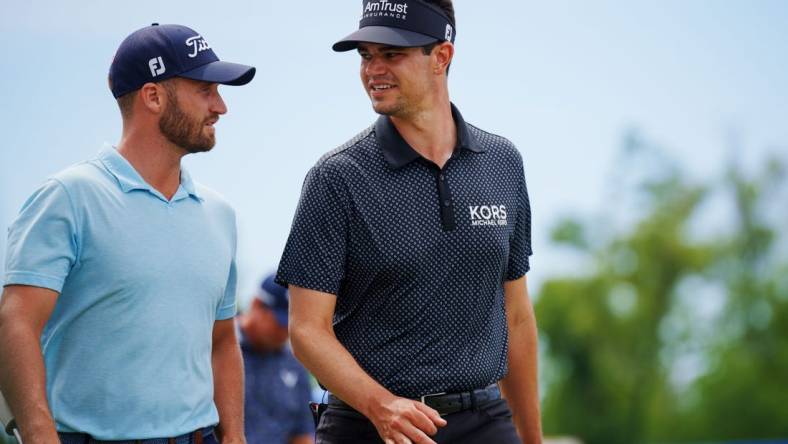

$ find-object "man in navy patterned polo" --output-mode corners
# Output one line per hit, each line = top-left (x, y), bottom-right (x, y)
(277, 1), (543, 443)
(239, 275), (314, 444)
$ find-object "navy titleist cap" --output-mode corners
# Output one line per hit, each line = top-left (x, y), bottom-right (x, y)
(257, 274), (289, 327)
(333, 0), (455, 52)
(109, 23), (256, 98)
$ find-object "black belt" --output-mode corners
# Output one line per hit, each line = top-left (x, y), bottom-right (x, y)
(58, 427), (213, 444)
(328, 384), (501, 416)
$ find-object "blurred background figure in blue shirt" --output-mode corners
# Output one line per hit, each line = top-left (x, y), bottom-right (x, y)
(238, 274), (314, 444)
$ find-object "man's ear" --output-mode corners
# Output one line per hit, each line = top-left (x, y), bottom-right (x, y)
(139, 82), (167, 114)
(433, 41), (454, 75)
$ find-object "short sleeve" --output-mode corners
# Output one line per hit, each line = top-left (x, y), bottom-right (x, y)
(4, 179), (80, 292)
(215, 256), (238, 320)
(506, 168), (533, 280)
(216, 213), (238, 320)
(276, 165), (349, 295)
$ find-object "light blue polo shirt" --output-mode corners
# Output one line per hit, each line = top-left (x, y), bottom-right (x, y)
(3, 147), (238, 440)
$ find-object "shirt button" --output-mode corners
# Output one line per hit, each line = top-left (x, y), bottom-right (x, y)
(439, 174), (445, 181)
(443, 199), (451, 207)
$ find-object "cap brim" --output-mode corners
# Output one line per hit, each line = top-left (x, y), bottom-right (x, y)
(333, 26), (439, 52)
(180, 60), (256, 86)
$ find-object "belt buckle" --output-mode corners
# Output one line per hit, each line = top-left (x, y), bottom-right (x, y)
(419, 392), (448, 416)
(419, 392), (448, 415)
(419, 391), (446, 405)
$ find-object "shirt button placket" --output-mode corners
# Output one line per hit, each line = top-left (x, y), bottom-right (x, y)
(436, 168), (455, 231)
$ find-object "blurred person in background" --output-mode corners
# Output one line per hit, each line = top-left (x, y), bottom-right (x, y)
(239, 275), (314, 444)
(0, 23), (254, 444)
(276, 0), (542, 443)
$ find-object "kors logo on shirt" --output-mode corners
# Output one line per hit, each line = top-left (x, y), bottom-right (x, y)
(469, 205), (508, 227)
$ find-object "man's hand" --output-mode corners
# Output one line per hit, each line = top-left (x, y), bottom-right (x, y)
(288, 285), (447, 444)
(367, 395), (447, 444)
(290, 434), (314, 444)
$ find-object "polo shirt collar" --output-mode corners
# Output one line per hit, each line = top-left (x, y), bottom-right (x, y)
(98, 146), (202, 202)
(178, 167), (200, 200)
(376, 103), (485, 170)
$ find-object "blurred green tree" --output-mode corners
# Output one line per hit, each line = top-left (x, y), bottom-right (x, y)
(536, 132), (788, 444)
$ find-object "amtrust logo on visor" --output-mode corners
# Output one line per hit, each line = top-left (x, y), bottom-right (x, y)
(363, 0), (409, 20)
(333, 0), (456, 52)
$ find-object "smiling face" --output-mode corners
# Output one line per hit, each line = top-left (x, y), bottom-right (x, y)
(158, 78), (227, 153)
(358, 43), (437, 119)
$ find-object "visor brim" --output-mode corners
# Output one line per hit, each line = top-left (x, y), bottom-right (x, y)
(333, 26), (439, 52)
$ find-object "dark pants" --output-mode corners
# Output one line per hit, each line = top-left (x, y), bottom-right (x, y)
(315, 398), (521, 444)
(204, 432), (219, 444)
(57, 428), (217, 444)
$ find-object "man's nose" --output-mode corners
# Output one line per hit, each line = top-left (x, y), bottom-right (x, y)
(365, 57), (387, 76)
(212, 92), (228, 115)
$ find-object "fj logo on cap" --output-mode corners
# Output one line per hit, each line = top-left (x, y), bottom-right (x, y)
(148, 56), (166, 77)
(469, 205), (508, 227)
(363, 0), (408, 20)
(445, 24), (453, 41)
(185, 35), (211, 58)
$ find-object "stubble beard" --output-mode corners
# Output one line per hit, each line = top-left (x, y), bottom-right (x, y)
(159, 88), (216, 154)
(371, 95), (411, 119)
(369, 77), (431, 120)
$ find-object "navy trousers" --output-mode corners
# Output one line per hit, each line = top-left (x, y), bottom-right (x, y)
(315, 398), (522, 444)
(57, 428), (217, 444)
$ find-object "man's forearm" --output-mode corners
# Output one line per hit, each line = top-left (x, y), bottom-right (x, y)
(0, 320), (59, 443)
(500, 307), (543, 444)
(290, 322), (394, 418)
(288, 287), (446, 443)
(212, 330), (245, 443)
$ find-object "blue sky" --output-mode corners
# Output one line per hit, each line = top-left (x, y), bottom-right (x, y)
(2, 1), (787, 304)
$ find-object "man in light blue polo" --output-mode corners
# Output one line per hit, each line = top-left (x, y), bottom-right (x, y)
(0, 24), (255, 444)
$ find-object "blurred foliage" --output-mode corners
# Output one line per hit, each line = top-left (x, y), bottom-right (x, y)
(536, 132), (788, 444)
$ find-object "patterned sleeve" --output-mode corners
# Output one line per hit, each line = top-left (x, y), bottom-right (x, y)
(276, 164), (349, 295)
(4, 179), (80, 292)
(506, 162), (533, 280)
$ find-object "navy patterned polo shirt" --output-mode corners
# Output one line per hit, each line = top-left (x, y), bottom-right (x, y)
(240, 332), (314, 443)
(277, 104), (532, 398)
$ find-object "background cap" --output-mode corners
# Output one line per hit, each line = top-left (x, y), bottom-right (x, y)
(256, 274), (289, 327)
(109, 23), (256, 98)
(333, 0), (455, 52)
